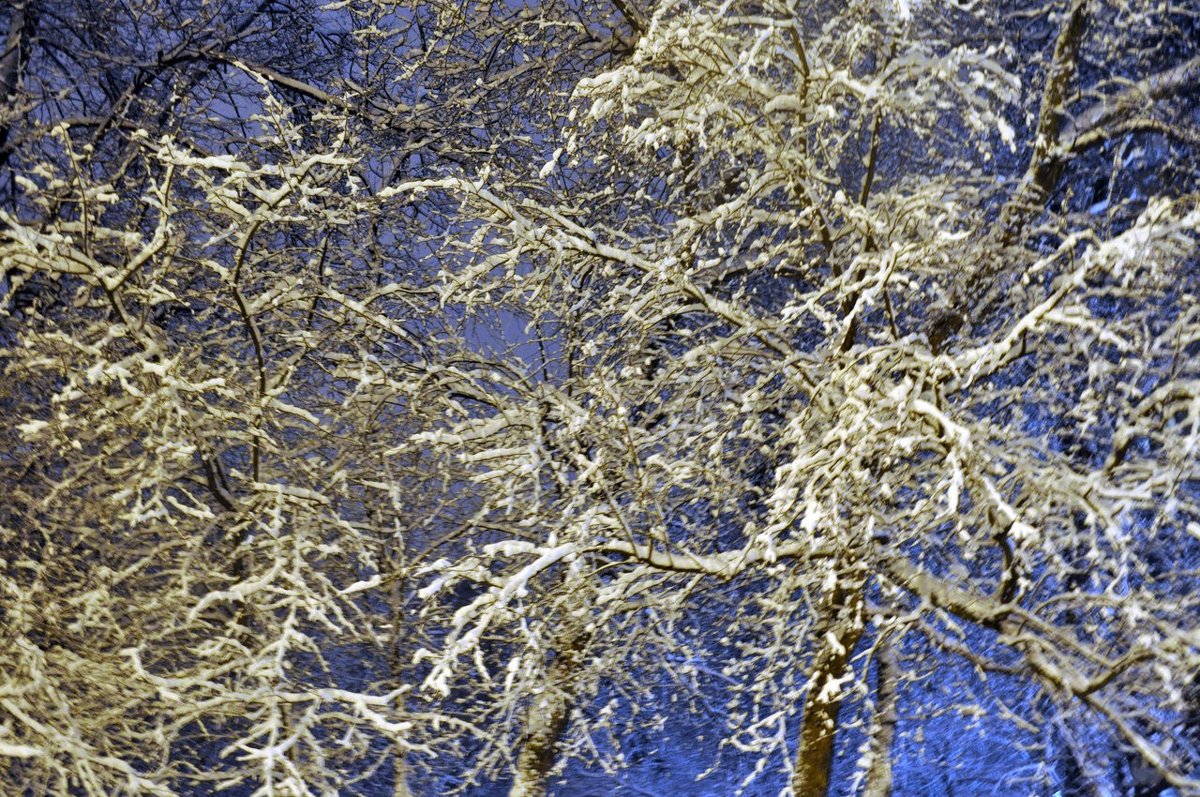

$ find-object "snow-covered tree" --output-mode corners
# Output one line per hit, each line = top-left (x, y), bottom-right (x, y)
(3, 0), (1199, 795)
(0, 1), (635, 794)
(405, 0), (1200, 794)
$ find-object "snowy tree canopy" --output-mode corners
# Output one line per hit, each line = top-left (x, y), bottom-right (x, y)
(1, 0), (1198, 795)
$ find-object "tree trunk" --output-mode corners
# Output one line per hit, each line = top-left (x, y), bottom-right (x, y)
(0, 1), (30, 178)
(0, 3), (26, 99)
(508, 611), (593, 797)
(392, 752), (415, 797)
(863, 636), (899, 797)
(381, 522), (415, 797)
(791, 584), (865, 797)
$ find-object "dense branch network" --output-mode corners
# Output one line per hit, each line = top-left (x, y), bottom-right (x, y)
(1, 0), (1198, 796)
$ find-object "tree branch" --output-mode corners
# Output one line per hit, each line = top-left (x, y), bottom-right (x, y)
(1062, 55), (1200, 152)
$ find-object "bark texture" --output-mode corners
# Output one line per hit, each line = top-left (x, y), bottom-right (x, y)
(863, 637), (900, 797)
(508, 612), (593, 797)
(0, 1), (30, 172)
(791, 583), (865, 797)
